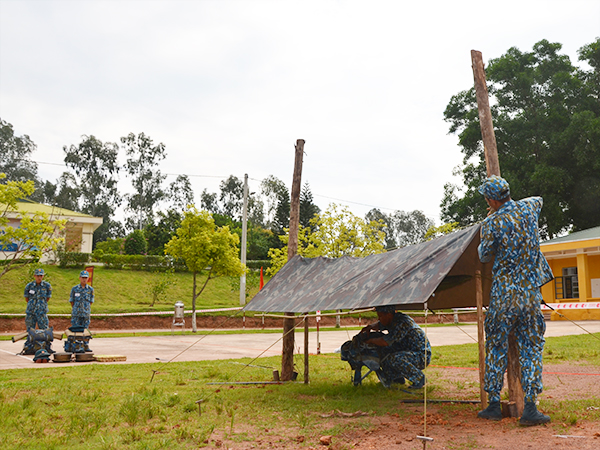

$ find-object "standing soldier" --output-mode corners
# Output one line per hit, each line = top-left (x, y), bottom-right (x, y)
(24, 268), (52, 330)
(69, 270), (94, 329)
(476, 176), (553, 426)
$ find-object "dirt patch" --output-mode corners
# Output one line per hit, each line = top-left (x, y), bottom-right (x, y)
(0, 312), (475, 334)
(201, 363), (600, 449)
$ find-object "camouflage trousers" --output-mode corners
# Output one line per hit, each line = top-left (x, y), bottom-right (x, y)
(25, 313), (49, 330)
(380, 349), (430, 386)
(71, 315), (90, 329)
(484, 289), (545, 403)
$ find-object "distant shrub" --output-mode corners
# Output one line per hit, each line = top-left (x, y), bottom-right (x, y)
(58, 252), (91, 268)
(100, 254), (187, 272)
(124, 230), (147, 255)
(245, 260), (271, 270)
(95, 237), (124, 255)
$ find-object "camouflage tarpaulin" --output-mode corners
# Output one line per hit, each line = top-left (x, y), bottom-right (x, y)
(243, 224), (492, 313)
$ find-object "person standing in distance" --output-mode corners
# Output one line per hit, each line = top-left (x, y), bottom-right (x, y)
(476, 175), (553, 426)
(24, 268), (52, 330)
(69, 270), (94, 329)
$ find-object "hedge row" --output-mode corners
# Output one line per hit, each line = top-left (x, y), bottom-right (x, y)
(57, 251), (271, 272)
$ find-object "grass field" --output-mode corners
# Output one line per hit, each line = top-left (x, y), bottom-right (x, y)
(1, 333), (599, 449)
(0, 264), (264, 315)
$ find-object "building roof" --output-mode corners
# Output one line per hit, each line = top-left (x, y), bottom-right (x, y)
(2, 199), (103, 225)
(542, 226), (600, 245)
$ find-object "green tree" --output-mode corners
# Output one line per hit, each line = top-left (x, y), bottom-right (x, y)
(219, 175), (243, 220)
(268, 203), (386, 275)
(366, 208), (434, 249)
(165, 208), (244, 331)
(0, 119), (39, 184)
(443, 39), (600, 236)
(0, 174), (66, 280)
(261, 175), (290, 242)
(299, 182), (320, 228)
(64, 135), (121, 244)
(144, 209), (182, 255)
(167, 175), (194, 211)
(124, 229), (147, 255)
(122, 132), (167, 230)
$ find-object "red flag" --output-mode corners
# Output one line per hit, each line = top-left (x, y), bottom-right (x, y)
(259, 267), (264, 290)
(85, 266), (94, 286)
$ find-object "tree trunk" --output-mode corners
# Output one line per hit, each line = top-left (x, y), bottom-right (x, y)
(192, 271), (197, 333)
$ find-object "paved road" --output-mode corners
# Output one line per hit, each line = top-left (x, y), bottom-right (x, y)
(1, 321), (599, 370)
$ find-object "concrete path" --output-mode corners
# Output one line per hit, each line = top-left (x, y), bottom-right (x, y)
(1, 321), (599, 370)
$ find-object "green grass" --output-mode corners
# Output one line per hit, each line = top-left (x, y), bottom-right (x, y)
(1, 333), (599, 449)
(0, 264), (263, 315)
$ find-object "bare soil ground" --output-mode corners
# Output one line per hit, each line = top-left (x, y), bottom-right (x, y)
(204, 363), (600, 450)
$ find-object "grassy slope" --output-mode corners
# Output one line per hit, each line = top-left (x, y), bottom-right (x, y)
(0, 264), (263, 315)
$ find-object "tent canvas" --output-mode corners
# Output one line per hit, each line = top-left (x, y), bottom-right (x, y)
(243, 224), (493, 313)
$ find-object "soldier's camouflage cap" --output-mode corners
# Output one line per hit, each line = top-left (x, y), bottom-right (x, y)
(478, 176), (510, 201)
(34, 268), (45, 276)
(80, 270), (90, 278)
(375, 305), (396, 314)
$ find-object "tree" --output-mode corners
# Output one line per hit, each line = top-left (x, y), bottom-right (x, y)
(165, 208), (244, 331)
(443, 39), (600, 236)
(365, 208), (434, 249)
(144, 209), (182, 255)
(0, 119), (39, 184)
(124, 229), (147, 255)
(167, 175), (194, 211)
(268, 203), (386, 275)
(200, 189), (220, 215)
(219, 175), (244, 220)
(299, 182), (320, 228)
(48, 173), (80, 212)
(261, 175), (290, 237)
(0, 174), (66, 280)
(64, 135), (121, 243)
(121, 132), (167, 230)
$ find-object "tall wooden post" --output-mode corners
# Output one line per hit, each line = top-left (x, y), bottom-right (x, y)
(475, 270), (487, 408)
(472, 51), (524, 417)
(281, 139), (304, 381)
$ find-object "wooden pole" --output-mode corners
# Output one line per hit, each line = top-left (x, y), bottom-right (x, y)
(471, 50), (501, 178)
(281, 139), (304, 381)
(304, 315), (309, 384)
(475, 270), (487, 408)
(472, 50), (523, 416)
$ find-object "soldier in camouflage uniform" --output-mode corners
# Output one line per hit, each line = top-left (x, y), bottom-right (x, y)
(69, 270), (94, 329)
(23, 268), (52, 329)
(342, 305), (431, 388)
(477, 176), (553, 426)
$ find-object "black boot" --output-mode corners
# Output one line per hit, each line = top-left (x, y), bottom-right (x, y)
(519, 402), (550, 426)
(477, 401), (502, 421)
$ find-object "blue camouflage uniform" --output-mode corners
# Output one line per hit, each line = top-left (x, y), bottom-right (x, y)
(478, 183), (553, 404)
(377, 312), (432, 387)
(69, 284), (94, 328)
(24, 280), (52, 329)
(342, 310), (431, 387)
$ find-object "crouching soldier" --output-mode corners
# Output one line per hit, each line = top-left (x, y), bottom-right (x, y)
(341, 305), (431, 388)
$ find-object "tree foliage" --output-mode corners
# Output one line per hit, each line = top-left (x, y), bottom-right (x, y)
(267, 203), (386, 275)
(64, 135), (121, 243)
(165, 208), (244, 331)
(366, 208), (434, 249)
(0, 174), (66, 280)
(122, 132), (167, 230)
(144, 209), (183, 256)
(167, 175), (194, 211)
(443, 39), (600, 236)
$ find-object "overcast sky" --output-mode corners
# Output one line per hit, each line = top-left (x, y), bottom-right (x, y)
(1, 0), (598, 224)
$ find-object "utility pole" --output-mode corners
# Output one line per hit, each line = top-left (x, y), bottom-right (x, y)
(239, 174), (248, 306)
(281, 139), (304, 381)
(472, 50), (524, 417)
